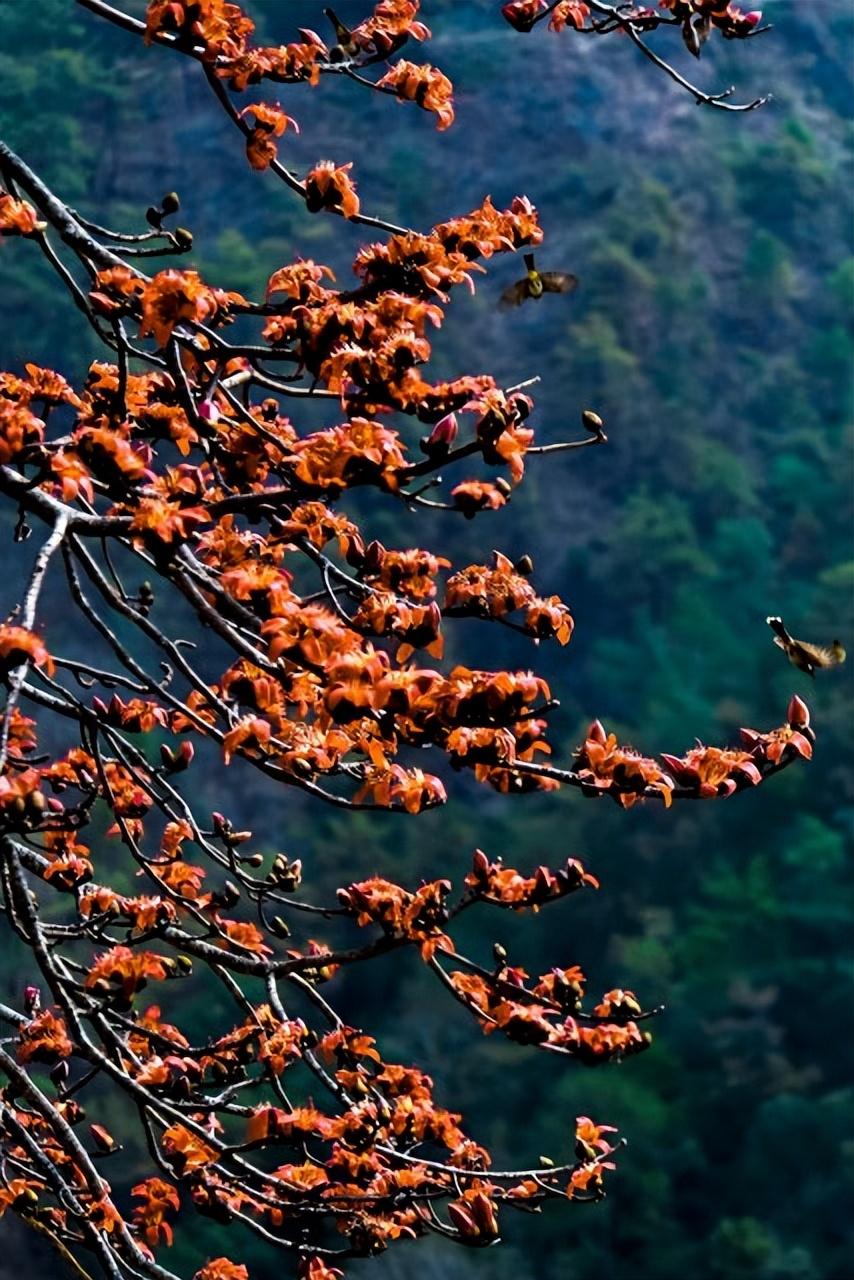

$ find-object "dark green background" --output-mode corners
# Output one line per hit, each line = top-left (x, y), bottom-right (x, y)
(0, 2), (852, 1277)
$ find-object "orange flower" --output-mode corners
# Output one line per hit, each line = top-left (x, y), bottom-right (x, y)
(194, 1259), (248, 1280)
(219, 40), (325, 91)
(575, 721), (674, 808)
(741, 720), (813, 765)
(352, 0), (431, 54)
(16, 1009), (73, 1065)
(0, 625), (53, 676)
(566, 1160), (613, 1200)
(660, 744), (762, 797)
(145, 0), (254, 60)
(465, 848), (597, 910)
(239, 102), (299, 170)
(221, 716), (272, 765)
(0, 193), (43, 235)
(298, 1258), (343, 1280)
(162, 1123), (218, 1174)
(129, 496), (209, 545)
(550, 1), (590, 31)
(451, 480), (508, 517)
(265, 260), (335, 303)
(304, 162), (360, 219)
(139, 270), (244, 347)
(378, 61), (455, 131)
(218, 918), (273, 956)
(85, 946), (170, 1003)
(501, 0), (548, 32)
(0, 398), (44, 467)
(575, 1115), (618, 1155)
(132, 1177), (180, 1248)
(447, 1188), (499, 1241)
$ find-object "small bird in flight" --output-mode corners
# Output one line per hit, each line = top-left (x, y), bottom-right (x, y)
(499, 253), (578, 309)
(766, 616), (846, 677)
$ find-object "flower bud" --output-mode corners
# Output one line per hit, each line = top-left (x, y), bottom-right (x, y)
(501, 1), (542, 32)
(364, 540), (385, 572)
(197, 399), (220, 424)
(787, 694), (810, 729)
(427, 412), (458, 450)
(89, 1122), (118, 1154)
(587, 719), (607, 745)
(211, 880), (240, 909)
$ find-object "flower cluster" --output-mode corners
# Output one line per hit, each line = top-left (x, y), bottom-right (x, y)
(0, 1), (793, 1276)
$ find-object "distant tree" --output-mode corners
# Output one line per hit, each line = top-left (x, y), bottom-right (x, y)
(0, 3), (804, 1279)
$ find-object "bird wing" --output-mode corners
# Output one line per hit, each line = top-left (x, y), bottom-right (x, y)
(499, 278), (530, 309)
(540, 271), (578, 295)
(792, 639), (844, 668)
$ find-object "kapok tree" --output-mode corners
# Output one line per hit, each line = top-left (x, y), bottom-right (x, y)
(0, 4), (807, 1279)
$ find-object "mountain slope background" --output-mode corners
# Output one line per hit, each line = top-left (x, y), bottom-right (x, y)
(0, 3), (852, 1278)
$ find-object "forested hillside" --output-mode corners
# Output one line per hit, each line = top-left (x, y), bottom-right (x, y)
(0, 2), (852, 1278)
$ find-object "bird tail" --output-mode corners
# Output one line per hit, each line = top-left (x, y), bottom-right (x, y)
(766, 616), (791, 645)
(523, 252), (536, 274)
(324, 8), (350, 40)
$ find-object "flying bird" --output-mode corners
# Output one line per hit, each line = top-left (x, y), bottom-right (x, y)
(766, 616), (846, 677)
(499, 253), (578, 309)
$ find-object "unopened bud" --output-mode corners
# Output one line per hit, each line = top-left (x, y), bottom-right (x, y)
(211, 880), (240, 910)
(364, 540), (384, 572)
(581, 409), (604, 435)
(787, 694), (810, 729)
(421, 412), (458, 456)
(89, 1123), (118, 1154)
(197, 399), (220, 424)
